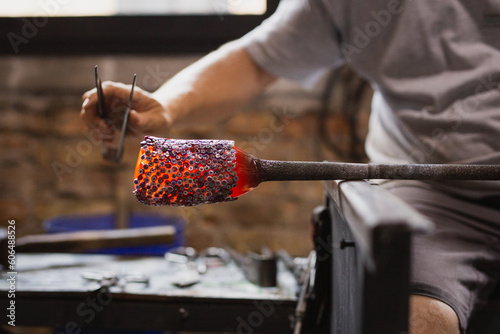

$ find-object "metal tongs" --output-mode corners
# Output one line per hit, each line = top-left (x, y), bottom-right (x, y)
(94, 65), (137, 163)
(82, 271), (149, 289)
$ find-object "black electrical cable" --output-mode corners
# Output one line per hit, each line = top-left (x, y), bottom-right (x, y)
(317, 67), (344, 159)
(317, 65), (369, 162)
(343, 71), (369, 162)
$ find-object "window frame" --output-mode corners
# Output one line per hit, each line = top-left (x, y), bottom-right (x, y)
(0, 0), (279, 55)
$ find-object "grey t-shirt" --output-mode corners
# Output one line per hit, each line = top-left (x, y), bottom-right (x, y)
(241, 0), (500, 198)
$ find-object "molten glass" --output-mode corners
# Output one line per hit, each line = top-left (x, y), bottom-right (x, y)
(133, 136), (260, 206)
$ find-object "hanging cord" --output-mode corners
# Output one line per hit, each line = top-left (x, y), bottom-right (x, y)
(317, 65), (370, 162)
(317, 67), (343, 159)
(342, 68), (369, 162)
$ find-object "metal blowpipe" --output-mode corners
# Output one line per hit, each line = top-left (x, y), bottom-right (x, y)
(132, 137), (500, 206)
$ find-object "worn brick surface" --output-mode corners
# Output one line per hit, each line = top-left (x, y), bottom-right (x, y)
(1, 56), (370, 256)
(0, 104), (50, 135)
(0, 199), (27, 227)
(54, 107), (86, 137)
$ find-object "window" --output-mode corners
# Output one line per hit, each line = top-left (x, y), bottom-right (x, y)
(0, 0), (277, 55)
(2, 0), (267, 17)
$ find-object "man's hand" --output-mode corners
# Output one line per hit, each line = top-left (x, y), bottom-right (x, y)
(81, 44), (275, 144)
(80, 81), (171, 143)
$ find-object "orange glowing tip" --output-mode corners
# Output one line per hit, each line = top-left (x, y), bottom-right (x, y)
(133, 136), (260, 206)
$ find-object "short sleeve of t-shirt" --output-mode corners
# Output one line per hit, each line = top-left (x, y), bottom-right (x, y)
(240, 0), (344, 89)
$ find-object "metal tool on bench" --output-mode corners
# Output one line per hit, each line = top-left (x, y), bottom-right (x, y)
(277, 250), (312, 288)
(82, 270), (150, 289)
(165, 246), (206, 273)
(164, 247), (231, 287)
(94, 65), (136, 163)
(165, 247), (204, 288)
(292, 251), (317, 334)
(225, 247), (278, 287)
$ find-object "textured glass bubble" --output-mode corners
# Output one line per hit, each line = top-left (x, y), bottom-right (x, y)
(133, 136), (238, 206)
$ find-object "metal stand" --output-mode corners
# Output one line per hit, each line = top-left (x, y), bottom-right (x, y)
(305, 180), (433, 334)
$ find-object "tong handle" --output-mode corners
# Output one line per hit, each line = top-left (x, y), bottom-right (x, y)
(94, 65), (136, 163)
(116, 73), (137, 160)
(94, 65), (108, 121)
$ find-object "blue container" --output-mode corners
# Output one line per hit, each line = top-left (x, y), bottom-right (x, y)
(43, 213), (185, 256)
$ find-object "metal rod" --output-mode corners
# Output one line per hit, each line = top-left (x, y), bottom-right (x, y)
(94, 65), (136, 163)
(116, 73), (136, 160)
(257, 160), (500, 181)
(94, 65), (107, 121)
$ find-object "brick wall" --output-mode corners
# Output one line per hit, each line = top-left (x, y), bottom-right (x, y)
(0, 56), (371, 257)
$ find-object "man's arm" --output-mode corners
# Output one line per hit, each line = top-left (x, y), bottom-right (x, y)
(153, 41), (277, 126)
(80, 41), (277, 140)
